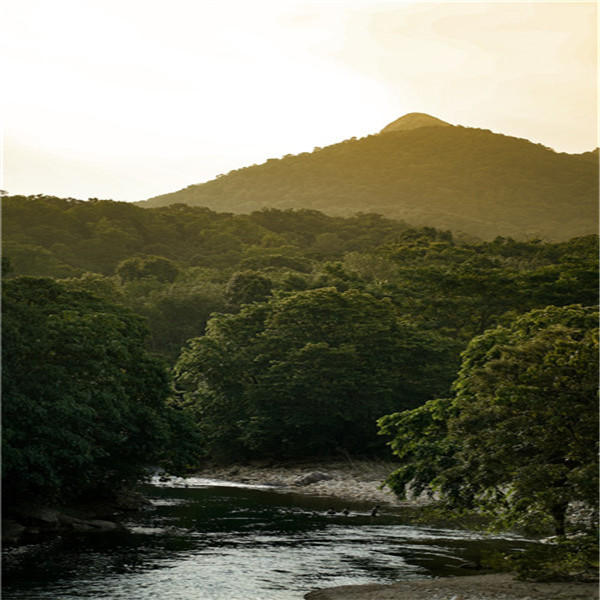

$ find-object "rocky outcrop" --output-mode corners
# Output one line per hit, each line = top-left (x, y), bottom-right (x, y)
(294, 471), (333, 486)
(11, 506), (61, 528)
(2, 489), (150, 545)
(2, 508), (124, 545)
(2, 520), (27, 545)
(57, 514), (125, 533)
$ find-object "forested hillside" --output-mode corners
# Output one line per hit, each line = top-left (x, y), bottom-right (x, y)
(142, 118), (598, 241)
(3, 194), (596, 365)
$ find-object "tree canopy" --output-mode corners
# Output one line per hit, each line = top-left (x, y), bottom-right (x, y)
(174, 287), (459, 459)
(2, 277), (196, 504)
(379, 304), (599, 535)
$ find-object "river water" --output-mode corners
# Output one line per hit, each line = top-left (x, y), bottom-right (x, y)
(3, 477), (537, 599)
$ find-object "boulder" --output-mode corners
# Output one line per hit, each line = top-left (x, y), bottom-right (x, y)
(249, 459), (273, 468)
(86, 519), (124, 532)
(58, 514), (125, 533)
(2, 519), (26, 544)
(11, 506), (60, 528)
(294, 471), (333, 486)
(111, 489), (152, 512)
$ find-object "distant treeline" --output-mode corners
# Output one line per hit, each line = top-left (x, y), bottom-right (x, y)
(3, 194), (419, 276)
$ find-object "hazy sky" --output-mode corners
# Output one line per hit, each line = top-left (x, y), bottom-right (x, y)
(2, 0), (597, 202)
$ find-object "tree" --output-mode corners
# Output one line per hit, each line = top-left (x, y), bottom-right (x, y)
(60, 272), (124, 303)
(379, 305), (599, 535)
(175, 287), (458, 459)
(3, 241), (80, 279)
(381, 245), (523, 341)
(115, 255), (179, 283)
(378, 397), (460, 503)
(2, 277), (178, 504)
(2, 256), (13, 277)
(139, 283), (227, 361)
(224, 270), (273, 310)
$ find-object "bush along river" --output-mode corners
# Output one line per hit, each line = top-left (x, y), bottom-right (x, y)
(2, 476), (540, 600)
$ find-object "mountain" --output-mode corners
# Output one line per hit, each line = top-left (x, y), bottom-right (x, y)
(141, 114), (598, 241)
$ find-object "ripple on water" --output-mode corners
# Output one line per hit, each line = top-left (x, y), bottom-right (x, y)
(150, 498), (190, 506)
(2, 483), (537, 600)
(150, 475), (276, 490)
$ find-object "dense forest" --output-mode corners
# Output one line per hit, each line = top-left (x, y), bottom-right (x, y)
(2, 193), (598, 573)
(142, 117), (599, 241)
(4, 195), (597, 361)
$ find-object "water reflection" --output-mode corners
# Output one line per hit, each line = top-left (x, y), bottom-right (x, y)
(2, 479), (536, 600)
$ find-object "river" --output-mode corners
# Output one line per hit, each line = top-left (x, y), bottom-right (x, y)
(2, 477), (537, 599)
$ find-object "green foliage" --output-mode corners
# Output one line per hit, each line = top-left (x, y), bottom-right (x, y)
(1, 277), (191, 504)
(486, 534), (599, 582)
(378, 398), (459, 501)
(2, 255), (13, 277)
(133, 281), (227, 361)
(3, 196), (597, 371)
(59, 272), (123, 303)
(3, 241), (81, 278)
(116, 255), (180, 283)
(239, 253), (312, 273)
(158, 396), (206, 472)
(452, 305), (599, 533)
(224, 270), (273, 310)
(378, 232), (598, 342)
(380, 305), (599, 535)
(175, 288), (459, 460)
(2, 197), (412, 279)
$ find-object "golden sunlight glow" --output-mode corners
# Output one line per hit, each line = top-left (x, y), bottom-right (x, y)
(1, 0), (597, 201)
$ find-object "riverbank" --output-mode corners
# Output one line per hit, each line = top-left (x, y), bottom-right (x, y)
(304, 572), (599, 600)
(2, 490), (150, 545)
(190, 459), (415, 507)
(192, 461), (598, 600)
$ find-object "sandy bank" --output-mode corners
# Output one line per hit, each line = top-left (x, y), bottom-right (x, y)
(303, 572), (598, 600)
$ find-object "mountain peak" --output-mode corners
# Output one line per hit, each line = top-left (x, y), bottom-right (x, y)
(380, 113), (452, 134)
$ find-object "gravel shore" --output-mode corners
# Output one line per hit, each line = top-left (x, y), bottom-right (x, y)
(304, 573), (599, 600)
(191, 459), (412, 507)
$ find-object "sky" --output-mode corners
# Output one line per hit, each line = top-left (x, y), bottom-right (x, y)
(1, 0), (597, 202)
